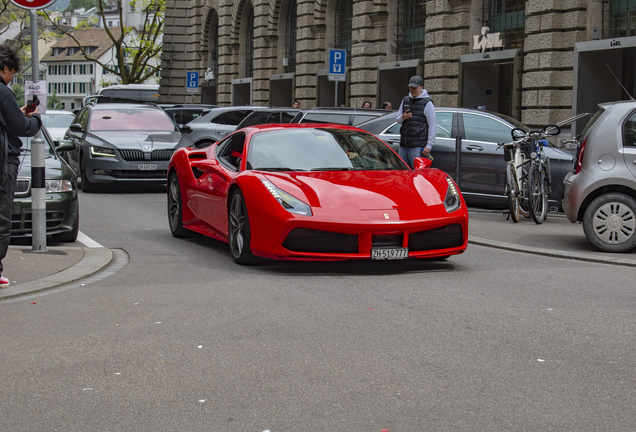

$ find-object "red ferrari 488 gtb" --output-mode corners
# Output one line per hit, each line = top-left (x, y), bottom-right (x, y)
(167, 123), (468, 264)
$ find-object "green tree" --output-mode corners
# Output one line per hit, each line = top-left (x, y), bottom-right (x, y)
(48, 90), (64, 110)
(11, 83), (24, 106)
(44, 0), (163, 84)
(63, 0), (100, 13)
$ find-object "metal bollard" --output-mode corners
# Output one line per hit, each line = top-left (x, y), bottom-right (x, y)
(31, 135), (47, 253)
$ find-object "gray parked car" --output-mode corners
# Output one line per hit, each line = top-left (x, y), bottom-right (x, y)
(185, 106), (260, 148)
(65, 103), (194, 192)
(292, 107), (389, 126)
(563, 101), (636, 252)
(358, 109), (574, 210)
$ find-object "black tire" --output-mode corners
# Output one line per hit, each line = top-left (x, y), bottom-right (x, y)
(505, 164), (520, 223)
(196, 140), (215, 149)
(583, 193), (636, 252)
(167, 172), (197, 238)
(79, 155), (96, 192)
(52, 211), (79, 243)
(528, 165), (548, 224)
(228, 189), (256, 265)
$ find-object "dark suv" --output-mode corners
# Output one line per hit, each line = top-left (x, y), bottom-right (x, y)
(236, 108), (302, 129)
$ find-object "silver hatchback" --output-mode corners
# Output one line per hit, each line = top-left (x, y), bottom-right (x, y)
(563, 101), (636, 252)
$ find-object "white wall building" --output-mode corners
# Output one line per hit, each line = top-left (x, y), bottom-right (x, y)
(41, 27), (159, 110)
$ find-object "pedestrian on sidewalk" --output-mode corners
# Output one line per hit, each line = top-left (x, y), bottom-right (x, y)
(395, 75), (436, 168)
(0, 44), (42, 288)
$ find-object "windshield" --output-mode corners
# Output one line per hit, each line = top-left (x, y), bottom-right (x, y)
(247, 128), (409, 171)
(19, 132), (55, 156)
(89, 109), (175, 132)
(41, 113), (75, 128)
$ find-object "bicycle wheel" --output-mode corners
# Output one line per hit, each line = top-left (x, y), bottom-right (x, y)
(505, 163), (520, 223)
(528, 164), (548, 224)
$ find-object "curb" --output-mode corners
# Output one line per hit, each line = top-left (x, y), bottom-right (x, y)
(0, 247), (114, 301)
(469, 236), (636, 268)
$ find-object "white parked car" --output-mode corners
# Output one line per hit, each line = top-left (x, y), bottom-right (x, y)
(40, 110), (76, 144)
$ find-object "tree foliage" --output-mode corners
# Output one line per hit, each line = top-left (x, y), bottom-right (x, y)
(44, 0), (164, 85)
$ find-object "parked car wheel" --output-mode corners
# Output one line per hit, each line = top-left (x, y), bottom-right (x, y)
(80, 155), (97, 193)
(228, 189), (255, 265)
(195, 139), (215, 149)
(583, 193), (636, 252)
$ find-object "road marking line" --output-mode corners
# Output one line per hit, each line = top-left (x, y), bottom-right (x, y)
(77, 231), (104, 248)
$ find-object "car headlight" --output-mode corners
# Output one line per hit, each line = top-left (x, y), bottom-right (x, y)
(90, 145), (116, 157)
(444, 177), (461, 213)
(261, 179), (312, 216)
(45, 180), (73, 193)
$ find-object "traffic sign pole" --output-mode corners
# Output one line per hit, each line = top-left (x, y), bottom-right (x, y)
(10, 0), (57, 253)
(186, 71), (199, 104)
(328, 49), (346, 107)
(30, 9), (46, 252)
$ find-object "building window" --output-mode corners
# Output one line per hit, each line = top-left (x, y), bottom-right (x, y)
(335, 0), (353, 67)
(67, 47), (78, 56)
(284, 0), (297, 73)
(398, 0), (427, 60)
(483, 0), (526, 50)
(108, 21), (113, 27)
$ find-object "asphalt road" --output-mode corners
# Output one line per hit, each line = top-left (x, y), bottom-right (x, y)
(1, 186), (635, 431)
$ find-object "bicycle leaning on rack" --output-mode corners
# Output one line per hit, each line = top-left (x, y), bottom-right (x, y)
(498, 124), (561, 224)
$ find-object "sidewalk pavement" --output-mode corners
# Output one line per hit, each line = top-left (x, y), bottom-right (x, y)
(2, 209), (635, 300)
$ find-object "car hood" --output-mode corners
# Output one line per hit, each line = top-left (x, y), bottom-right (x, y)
(88, 131), (182, 150)
(262, 169), (454, 219)
(17, 153), (64, 179)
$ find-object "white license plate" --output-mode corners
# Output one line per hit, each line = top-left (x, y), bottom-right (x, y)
(137, 164), (158, 171)
(371, 248), (409, 260)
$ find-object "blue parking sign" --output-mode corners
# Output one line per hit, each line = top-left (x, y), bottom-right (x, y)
(328, 49), (346, 81)
(186, 71), (199, 92)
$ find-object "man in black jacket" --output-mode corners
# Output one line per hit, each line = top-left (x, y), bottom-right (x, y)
(0, 44), (42, 288)
(395, 75), (436, 168)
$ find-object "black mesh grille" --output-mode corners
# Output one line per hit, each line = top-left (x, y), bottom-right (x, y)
(11, 211), (66, 233)
(408, 224), (464, 252)
(120, 150), (144, 161)
(151, 149), (174, 161)
(372, 234), (402, 248)
(15, 179), (31, 195)
(283, 228), (358, 253)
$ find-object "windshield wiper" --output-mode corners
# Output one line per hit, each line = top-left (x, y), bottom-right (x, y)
(310, 167), (352, 171)
(254, 167), (304, 172)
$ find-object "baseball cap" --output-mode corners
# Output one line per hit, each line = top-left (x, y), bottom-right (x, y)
(408, 75), (424, 88)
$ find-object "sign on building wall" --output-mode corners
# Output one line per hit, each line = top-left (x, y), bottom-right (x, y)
(473, 27), (503, 52)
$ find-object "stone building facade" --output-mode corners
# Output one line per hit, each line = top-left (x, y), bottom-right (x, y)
(159, 0), (636, 132)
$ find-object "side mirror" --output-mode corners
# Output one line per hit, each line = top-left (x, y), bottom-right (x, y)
(413, 157), (432, 170)
(56, 140), (76, 152)
(542, 124), (561, 136)
(69, 123), (83, 133)
(195, 160), (219, 173)
(179, 124), (193, 134)
(511, 127), (526, 140)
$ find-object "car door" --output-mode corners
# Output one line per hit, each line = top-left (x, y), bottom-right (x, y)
(195, 132), (246, 234)
(377, 111), (456, 172)
(458, 111), (513, 197)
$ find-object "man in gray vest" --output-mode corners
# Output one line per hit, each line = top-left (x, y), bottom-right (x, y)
(395, 75), (436, 168)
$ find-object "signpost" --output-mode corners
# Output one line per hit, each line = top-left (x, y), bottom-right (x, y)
(10, 0), (57, 253)
(328, 49), (346, 107)
(186, 71), (199, 104)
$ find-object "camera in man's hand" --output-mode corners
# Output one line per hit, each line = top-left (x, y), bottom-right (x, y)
(26, 95), (40, 114)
